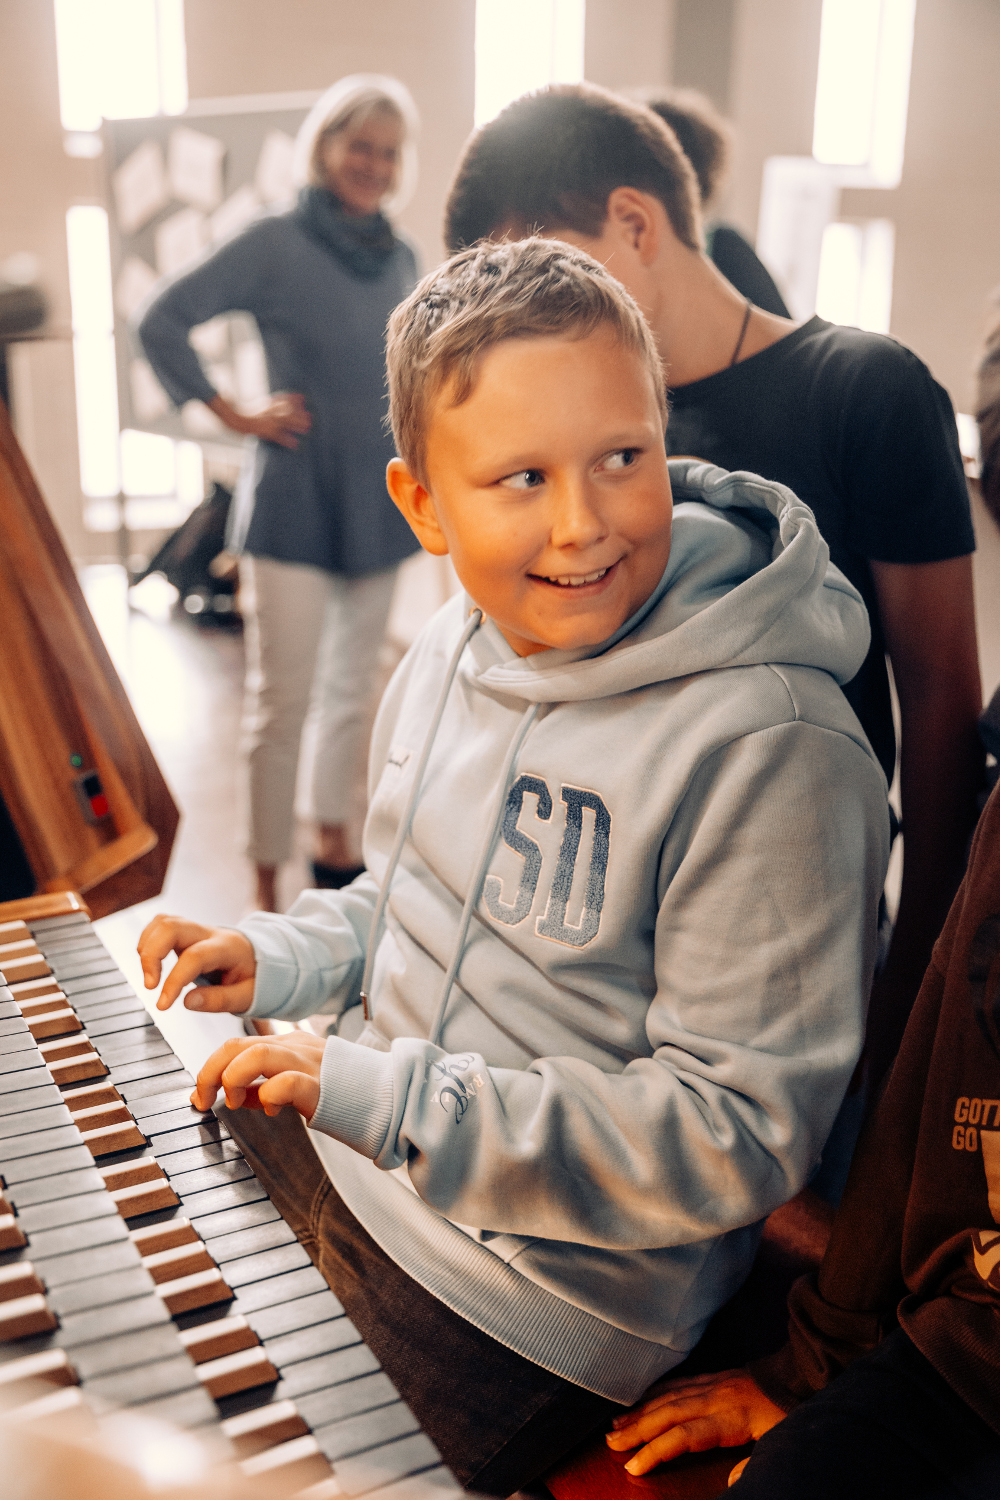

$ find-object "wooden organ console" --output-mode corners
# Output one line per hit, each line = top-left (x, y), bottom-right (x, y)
(0, 400), (178, 917)
(0, 892), (455, 1498)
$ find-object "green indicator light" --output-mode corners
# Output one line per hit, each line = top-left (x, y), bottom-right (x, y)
(70, 754), (83, 768)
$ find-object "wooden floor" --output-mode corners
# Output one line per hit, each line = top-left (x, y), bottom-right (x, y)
(79, 566), (309, 985)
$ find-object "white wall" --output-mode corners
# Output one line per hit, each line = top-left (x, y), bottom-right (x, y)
(0, 0), (99, 559)
(839, 0), (1000, 411)
(584, 0), (675, 90)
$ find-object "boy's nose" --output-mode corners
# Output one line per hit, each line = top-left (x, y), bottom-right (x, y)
(549, 480), (609, 550)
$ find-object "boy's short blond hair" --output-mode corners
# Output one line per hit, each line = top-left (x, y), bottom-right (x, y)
(386, 238), (667, 487)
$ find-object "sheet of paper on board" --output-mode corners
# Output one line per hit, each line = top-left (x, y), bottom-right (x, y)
(155, 206), (208, 277)
(168, 126), (226, 212)
(211, 184), (260, 244)
(255, 130), (296, 205)
(115, 255), (160, 321)
(113, 139), (170, 235)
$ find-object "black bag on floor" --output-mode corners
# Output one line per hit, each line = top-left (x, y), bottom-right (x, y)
(133, 481), (240, 622)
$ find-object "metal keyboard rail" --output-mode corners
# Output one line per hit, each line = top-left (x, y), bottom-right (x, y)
(0, 900), (457, 1499)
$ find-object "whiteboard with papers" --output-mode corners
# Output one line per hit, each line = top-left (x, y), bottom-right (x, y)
(103, 93), (321, 448)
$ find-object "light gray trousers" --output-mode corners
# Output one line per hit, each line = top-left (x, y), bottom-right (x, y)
(239, 554), (397, 866)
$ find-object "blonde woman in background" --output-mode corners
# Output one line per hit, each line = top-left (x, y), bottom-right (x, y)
(138, 77), (421, 910)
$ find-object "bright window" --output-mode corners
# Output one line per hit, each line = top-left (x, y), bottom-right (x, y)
(58, 1), (192, 525)
(54, 0), (187, 132)
(67, 206), (120, 498)
(120, 429), (176, 496)
(475, 0), (585, 128)
(812, 0), (915, 185)
(815, 219), (895, 332)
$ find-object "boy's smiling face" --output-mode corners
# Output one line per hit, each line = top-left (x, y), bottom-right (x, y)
(387, 326), (673, 657)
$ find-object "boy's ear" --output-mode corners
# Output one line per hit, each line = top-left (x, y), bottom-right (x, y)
(385, 458), (450, 556)
(604, 187), (663, 266)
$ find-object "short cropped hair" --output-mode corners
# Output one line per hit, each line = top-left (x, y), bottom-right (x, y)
(445, 84), (701, 255)
(386, 237), (667, 487)
(632, 88), (732, 207)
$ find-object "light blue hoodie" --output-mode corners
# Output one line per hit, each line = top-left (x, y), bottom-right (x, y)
(240, 460), (890, 1403)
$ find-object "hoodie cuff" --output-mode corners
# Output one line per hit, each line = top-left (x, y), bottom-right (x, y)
(239, 913), (336, 1020)
(310, 1035), (395, 1159)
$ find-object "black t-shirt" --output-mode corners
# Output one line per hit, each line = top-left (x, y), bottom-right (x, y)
(666, 317), (976, 780)
(707, 222), (791, 319)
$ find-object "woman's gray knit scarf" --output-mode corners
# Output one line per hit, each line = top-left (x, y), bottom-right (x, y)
(294, 186), (397, 281)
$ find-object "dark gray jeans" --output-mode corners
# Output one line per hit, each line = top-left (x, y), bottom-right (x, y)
(219, 1103), (622, 1495)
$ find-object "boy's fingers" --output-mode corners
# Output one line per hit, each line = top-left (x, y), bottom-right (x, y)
(615, 1379), (710, 1425)
(192, 1037), (262, 1108)
(637, 1371), (740, 1408)
(625, 1416), (727, 1475)
(607, 1396), (714, 1450)
(219, 1043), (317, 1091)
(728, 1457), (751, 1486)
(191, 1035), (325, 1112)
(155, 949), (206, 1009)
(138, 916), (214, 986)
(154, 936), (249, 1009)
(611, 1373), (737, 1431)
(258, 1071), (321, 1121)
(180, 982), (253, 1014)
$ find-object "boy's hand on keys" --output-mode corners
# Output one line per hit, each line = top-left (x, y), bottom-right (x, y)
(138, 916), (256, 1014)
(605, 1369), (785, 1480)
(191, 1033), (326, 1121)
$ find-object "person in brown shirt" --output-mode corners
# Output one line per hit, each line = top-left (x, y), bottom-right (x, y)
(607, 773), (1000, 1495)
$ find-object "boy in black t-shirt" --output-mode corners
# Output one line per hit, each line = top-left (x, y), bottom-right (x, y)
(445, 83), (983, 1093)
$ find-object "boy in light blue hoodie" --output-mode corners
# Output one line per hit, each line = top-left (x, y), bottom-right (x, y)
(140, 239), (890, 1495)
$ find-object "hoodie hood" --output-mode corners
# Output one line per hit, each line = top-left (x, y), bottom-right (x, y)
(468, 459), (870, 703)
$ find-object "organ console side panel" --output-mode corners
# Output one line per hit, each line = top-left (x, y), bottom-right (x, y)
(0, 400), (178, 917)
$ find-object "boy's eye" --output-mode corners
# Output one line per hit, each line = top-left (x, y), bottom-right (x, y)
(501, 469), (545, 490)
(601, 448), (641, 471)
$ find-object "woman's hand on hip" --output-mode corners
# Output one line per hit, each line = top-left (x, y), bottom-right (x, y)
(209, 392), (311, 449)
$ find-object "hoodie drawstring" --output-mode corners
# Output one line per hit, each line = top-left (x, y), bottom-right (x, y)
(427, 699), (539, 1046)
(359, 607), (541, 1049)
(359, 609), (483, 1021)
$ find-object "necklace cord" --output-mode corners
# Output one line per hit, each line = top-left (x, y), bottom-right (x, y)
(730, 297), (753, 367)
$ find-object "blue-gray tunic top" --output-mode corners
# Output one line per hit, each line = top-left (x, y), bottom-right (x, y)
(136, 211), (420, 576)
